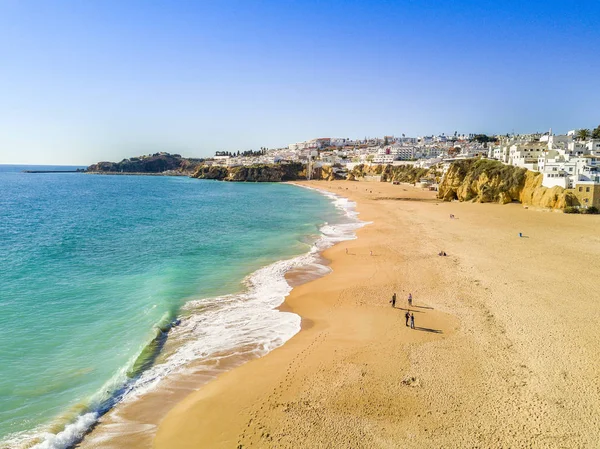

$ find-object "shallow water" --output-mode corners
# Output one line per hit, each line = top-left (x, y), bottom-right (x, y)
(0, 168), (355, 448)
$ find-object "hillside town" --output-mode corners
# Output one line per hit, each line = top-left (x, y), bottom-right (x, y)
(208, 134), (489, 172)
(206, 130), (600, 183)
(202, 127), (600, 209)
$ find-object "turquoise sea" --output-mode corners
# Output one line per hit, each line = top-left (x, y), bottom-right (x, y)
(0, 166), (360, 448)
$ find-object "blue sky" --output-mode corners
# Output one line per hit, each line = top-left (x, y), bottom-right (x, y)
(1, 0), (599, 164)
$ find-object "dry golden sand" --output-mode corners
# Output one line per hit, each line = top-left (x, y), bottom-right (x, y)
(88, 180), (600, 448)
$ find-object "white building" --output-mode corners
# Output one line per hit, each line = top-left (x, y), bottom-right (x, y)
(587, 139), (600, 155)
(508, 141), (547, 170)
(373, 147), (397, 164)
(373, 145), (416, 163)
(330, 138), (354, 147)
(415, 157), (443, 169)
(538, 142), (600, 189)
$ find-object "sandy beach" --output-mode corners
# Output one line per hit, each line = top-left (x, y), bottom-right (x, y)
(83, 180), (600, 448)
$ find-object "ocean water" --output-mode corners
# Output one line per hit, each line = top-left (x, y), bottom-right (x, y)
(0, 166), (362, 448)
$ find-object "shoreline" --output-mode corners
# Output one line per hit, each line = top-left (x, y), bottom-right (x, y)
(72, 183), (363, 449)
(153, 179), (600, 448)
(152, 180), (454, 448)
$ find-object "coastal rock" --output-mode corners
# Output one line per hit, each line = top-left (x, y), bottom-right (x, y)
(87, 153), (204, 174)
(192, 163), (305, 182)
(347, 164), (438, 184)
(314, 165), (339, 181)
(519, 171), (567, 209)
(438, 158), (569, 210)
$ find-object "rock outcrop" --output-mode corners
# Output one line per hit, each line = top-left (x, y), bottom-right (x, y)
(519, 171), (571, 209)
(192, 163), (305, 182)
(348, 164), (438, 183)
(313, 165), (344, 181)
(438, 158), (569, 209)
(87, 153), (204, 174)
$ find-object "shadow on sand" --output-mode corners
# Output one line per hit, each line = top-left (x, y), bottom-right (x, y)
(414, 305), (433, 310)
(414, 326), (443, 334)
(396, 307), (424, 313)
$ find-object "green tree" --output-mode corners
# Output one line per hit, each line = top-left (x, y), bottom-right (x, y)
(592, 125), (600, 139)
(383, 136), (389, 145)
(472, 134), (496, 144)
(576, 128), (591, 140)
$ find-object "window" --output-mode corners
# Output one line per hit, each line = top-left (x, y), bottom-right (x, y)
(579, 187), (583, 192)
(586, 187), (590, 192)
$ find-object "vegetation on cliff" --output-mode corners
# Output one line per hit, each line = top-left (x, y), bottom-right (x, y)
(87, 153), (204, 174)
(192, 163), (305, 182)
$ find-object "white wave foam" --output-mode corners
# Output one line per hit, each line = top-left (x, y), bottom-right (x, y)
(32, 413), (98, 449)
(6, 185), (366, 449)
(117, 185), (368, 402)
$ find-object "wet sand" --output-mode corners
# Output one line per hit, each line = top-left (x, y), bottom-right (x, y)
(88, 180), (600, 448)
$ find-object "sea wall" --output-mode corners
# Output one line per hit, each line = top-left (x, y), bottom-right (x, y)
(437, 159), (570, 209)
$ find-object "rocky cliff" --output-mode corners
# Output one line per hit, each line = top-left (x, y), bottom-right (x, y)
(312, 165), (347, 181)
(87, 153), (204, 174)
(438, 159), (571, 209)
(192, 163), (305, 182)
(348, 164), (438, 183)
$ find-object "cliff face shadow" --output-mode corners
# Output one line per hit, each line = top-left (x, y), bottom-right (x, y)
(414, 326), (443, 334)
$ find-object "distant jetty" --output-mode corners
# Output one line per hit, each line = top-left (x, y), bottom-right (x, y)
(23, 170), (84, 173)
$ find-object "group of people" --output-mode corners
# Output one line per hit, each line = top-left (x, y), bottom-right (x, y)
(390, 292), (415, 329)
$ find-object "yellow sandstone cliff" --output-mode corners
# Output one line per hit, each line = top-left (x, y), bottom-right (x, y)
(437, 159), (571, 209)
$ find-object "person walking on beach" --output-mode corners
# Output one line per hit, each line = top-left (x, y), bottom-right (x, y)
(410, 313), (415, 329)
(405, 311), (410, 327)
(408, 293), (413, 307)
(391, 292), (396, 308)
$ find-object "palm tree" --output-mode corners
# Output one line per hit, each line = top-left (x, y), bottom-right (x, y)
(576, 129), (591, 141)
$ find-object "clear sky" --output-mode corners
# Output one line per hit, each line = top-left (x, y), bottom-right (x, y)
(1, 0), (599, 164)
